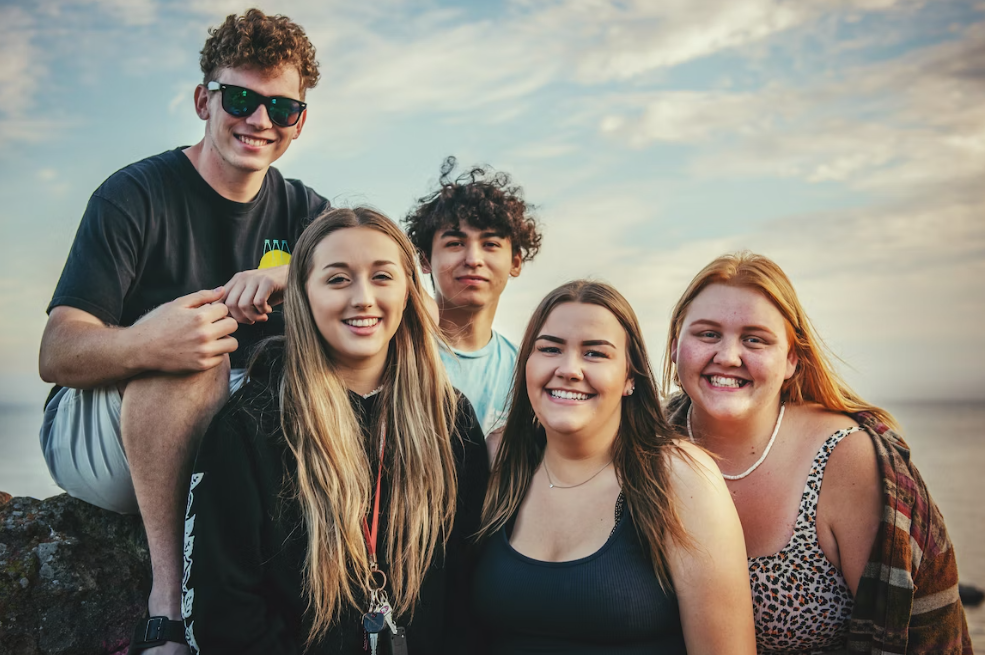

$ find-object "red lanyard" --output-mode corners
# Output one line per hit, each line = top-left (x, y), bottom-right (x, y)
(361, 423), (386, 570)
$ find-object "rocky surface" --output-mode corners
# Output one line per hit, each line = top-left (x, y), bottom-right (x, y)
(0, 493), (150, 655)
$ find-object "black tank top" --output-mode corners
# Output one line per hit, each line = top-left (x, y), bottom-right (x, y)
(472, 502), (686, 654)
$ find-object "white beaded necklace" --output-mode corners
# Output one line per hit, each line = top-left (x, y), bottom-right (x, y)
(687, 403), (785, 481)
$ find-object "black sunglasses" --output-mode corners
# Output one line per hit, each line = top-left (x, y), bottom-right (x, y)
(206, 81), (306, 128)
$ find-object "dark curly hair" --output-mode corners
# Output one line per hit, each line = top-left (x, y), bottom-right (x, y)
(404, 156), (542, 266)
(200, 8), (320, 97)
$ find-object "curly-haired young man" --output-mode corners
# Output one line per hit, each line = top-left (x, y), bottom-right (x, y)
(405, 157), (542, 437)
(38, 10), (327, 654)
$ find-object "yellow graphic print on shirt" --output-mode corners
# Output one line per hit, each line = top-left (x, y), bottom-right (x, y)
(258, 239), (291, 269)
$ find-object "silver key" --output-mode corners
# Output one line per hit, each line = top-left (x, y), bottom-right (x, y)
(363, 612), (386, 655)
(379, 602), (398, 634)
(373, 591), (398, 635)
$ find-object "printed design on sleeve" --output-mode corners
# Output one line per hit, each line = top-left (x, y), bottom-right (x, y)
(182, 472), (204, 654)
(258, 238), (291, 269)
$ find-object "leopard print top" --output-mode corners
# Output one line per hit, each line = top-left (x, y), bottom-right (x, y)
(748, 427), (861, 655)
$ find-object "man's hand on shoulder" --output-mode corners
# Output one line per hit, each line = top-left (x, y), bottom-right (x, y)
(132, 288), (239, 372)
(221, 265), (289, 324)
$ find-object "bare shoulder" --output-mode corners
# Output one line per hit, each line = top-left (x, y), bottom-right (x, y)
(788, 403), (860, 440)
(666, 439), (730, 504)
(485, 427), (503, 464)
(664, 440), (747, 594)
(791, 403), (879, 494)
(668, 439), (719, 479)
(824, 424), (880, 492)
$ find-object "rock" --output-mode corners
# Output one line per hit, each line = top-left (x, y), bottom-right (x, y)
(0, 493), (150, 655)
(960, 583), (984, 608)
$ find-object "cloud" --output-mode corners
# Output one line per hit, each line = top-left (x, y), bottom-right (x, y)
(0, 1), (164, 147)
(0, 7), (44, 118)
(595, 20), (985, 202)
(600, 89), (801, 145)
(745, 202), (985, 401)
(519, 0), (915, 83)
(566, 0), (811, 82)
(0, 118), (75, 146)
(32, 0), (157, 25)
(330, 20), (559, 115)
(271, 0), (928, 158)
(312, 0), (922, 120)
(626, 195), (985, 399)
(76, 0), (157, 26)
(0, 0), (943, 153)
(492, 150), (985, 401)
(509, 140), (580, 160)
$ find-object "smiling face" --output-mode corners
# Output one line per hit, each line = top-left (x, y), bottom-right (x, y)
(526, 302), (634, 441)
(196, 64), (306, 177)
(425, 222), (522, 311)
(673, 283), (798, 423)
(305, 227), (409, 376)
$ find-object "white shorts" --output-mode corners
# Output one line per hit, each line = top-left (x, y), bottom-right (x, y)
(39, 369), (247, 514)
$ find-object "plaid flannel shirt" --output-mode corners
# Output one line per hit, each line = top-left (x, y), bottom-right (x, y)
(845, 411), (971, 654)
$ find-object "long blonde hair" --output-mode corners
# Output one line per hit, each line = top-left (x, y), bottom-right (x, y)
(279, 207), (458, 643)
(476, 280), (691, 590)
(662, 251), (899, 430)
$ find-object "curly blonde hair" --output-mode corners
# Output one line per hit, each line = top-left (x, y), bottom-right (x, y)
(200, 8), (320, 97)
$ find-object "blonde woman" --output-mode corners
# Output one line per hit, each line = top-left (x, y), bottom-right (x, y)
(181, 208), (489, 654)
(663, 252), (970, 654)
(473, 280), (755, 654)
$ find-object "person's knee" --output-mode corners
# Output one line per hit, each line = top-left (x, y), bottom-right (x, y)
(173, 355), (231, 411)
(123, 354), (231, 412)
(200, 353), (231, 390)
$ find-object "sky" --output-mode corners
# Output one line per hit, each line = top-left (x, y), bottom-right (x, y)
(1, 0), (983, 408)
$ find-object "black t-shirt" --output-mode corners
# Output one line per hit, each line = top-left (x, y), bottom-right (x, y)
(183, 343), (491, 655)
(47, 147), (329, 369)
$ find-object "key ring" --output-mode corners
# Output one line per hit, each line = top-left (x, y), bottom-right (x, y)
(368, 568), (387, 592)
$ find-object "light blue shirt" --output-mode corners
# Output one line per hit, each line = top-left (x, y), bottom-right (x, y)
(439, 330), (517, 435)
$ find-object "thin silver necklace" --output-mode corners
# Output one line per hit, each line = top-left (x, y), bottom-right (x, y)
(543, 456), (612, 489)
(687, 403), (785, 481)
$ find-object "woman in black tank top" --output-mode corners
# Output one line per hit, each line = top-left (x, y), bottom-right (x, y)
(473, 281), (756, 654)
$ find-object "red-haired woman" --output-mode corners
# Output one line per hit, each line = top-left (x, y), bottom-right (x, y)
(663, 251), (971, 655)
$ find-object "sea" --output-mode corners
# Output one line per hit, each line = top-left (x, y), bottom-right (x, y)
(1, 399), (983, 648)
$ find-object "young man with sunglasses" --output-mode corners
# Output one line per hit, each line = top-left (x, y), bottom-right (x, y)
(38, 10), (326, 654)
(404, 158), (542, 440)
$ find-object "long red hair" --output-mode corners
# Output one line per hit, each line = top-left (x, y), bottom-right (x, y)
(662, 251), (899, 430)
